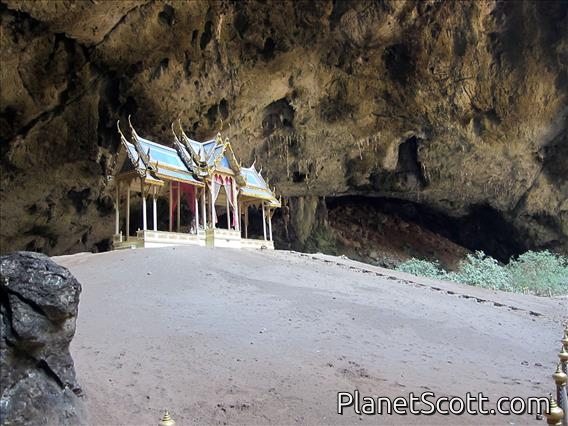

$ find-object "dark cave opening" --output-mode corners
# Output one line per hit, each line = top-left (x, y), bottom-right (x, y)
(219, 98), (229, 120)
(292, 171), (306, 183)
(234, 12), (249, 37)
(383, 43), (414, 84)
(324, 196), (527, 262)
(67, 189), (91, 215)
(205, 104), (218, 126)
(395, 136), (428, 187)
(396, 137), (421, 175)
(149, 58), (169, 81)
(262, 98), (295, 136)
(158, 4), (175, 27)
(367, 137), (428, 192)
(199, 21), (213, 50)
(94, 238), (111, 253)
(260, 37), (276, 60)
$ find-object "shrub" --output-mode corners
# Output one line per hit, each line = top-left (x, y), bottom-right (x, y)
(506, 250), (568, 296)
(394, 250), (568, 297)
(395, 258), (446, 280)
(446, 251), (514, 292)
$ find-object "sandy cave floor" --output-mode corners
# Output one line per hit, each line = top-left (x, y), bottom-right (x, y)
(54, 247), (567, 425)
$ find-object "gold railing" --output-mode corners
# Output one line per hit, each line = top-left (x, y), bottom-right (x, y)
(546, 323), (568, 425)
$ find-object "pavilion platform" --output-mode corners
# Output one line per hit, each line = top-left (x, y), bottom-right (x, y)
(113, 230), (274, 250)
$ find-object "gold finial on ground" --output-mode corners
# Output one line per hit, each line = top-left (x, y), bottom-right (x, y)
(158, 410), (176, 426)
(554, 364), (568, 386)
(561, 331), (568, 349)
(560, 346), (568, 363)
(545, 396), (564, 425)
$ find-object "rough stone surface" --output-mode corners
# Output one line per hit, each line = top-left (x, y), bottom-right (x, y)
(0, 0), (566, 256)
(0, 251), (86, 426)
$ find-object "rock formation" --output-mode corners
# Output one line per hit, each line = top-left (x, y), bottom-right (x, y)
(0, 1), (566, 258)
(0, 251), (86, 425)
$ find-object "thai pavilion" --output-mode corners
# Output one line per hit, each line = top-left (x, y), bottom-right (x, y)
(112, 117), (280, 250)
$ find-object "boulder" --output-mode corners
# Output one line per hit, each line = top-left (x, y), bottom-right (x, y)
(0, 251), (86, 425)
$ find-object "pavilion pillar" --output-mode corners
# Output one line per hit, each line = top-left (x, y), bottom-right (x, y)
(141, 179), (147, 231)
(201, 187), (206, 229)
(176, 182), (181, 232)
(225, 186), (231, 230)
(169, 183), (173, 232)
(233, 184), (239, 232)
(268, 208), (273, 241)
(126, 185), (130, 241)
(194, 188), (199, 233)
(262, 202), (267, 241)
(210, 182), (216, 229)
(152, 187), (157, 231)
(244, 205), (249, 239)
(237, 202), (241, 234)
(115, 181), (120, 235)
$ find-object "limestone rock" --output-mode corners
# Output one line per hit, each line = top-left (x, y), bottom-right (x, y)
(0, 1), (566, 256)
(0, 252), (86, 425)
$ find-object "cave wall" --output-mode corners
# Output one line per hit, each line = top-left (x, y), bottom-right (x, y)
(0, 0), (567, 255)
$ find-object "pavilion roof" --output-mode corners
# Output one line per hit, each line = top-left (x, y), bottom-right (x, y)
(117, 119), (202, 186)
(174, 120), (241, 176)
(116, 117), (280, 207)
(240, 165), (281, 207)
(138, 137), (203, 185)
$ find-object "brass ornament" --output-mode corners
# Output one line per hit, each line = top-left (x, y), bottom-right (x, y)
(554, 363), (568, 386)
(561, 331), (568, 349)
(158, 410), (176, 426)
(545, 396), (564, 425)
(560, 346), (568, 363)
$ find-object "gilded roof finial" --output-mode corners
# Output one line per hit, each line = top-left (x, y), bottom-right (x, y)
(158, 410), (176, 426)
(117, 120), (130, 147)
(171, 122), (178, 140)
(127, 115), (139, 139)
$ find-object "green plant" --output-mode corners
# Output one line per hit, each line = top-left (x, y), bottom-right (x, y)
(394, 250), (568, 297)
(395, 258), (446, 280)
(506, 250), (568, 296)
(447, 251), (514, 292)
